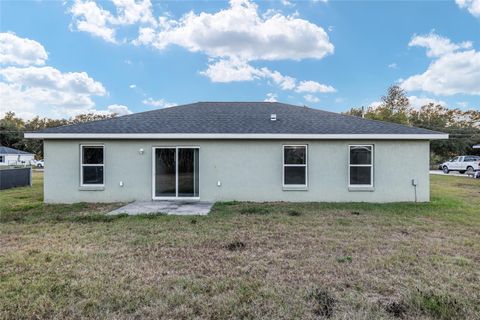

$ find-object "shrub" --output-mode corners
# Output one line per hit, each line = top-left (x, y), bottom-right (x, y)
(336, 255), (352, 263)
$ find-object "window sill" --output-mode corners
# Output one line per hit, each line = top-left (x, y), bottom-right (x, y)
(348, 186), (374, 192)
(79, 186), (105, 191)
(283, 186), (308, 191)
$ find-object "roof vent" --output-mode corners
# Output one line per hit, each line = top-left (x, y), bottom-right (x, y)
(270, 114), (277, 121)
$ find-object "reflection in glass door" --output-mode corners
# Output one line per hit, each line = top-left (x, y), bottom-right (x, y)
(154, 147), (199, 199)
(155, 148), (176, 197)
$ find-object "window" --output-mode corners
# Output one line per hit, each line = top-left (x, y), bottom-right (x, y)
(283, 145), (307, 187)
(81, 145), (104, 186)
(0, 155), (4, 163)
(349, 145), (373, 187)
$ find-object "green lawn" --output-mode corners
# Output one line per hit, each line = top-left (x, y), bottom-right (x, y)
(1, 172), (479, 319)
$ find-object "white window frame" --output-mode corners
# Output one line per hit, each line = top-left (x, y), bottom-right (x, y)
(348, 144), (374, 188)
(152, 146), (200, 200)
(80, 144), (105, 187)
(282, 145), (308, 188)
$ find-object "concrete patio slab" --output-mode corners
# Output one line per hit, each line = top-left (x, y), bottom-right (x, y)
(108, 200), (213, 216)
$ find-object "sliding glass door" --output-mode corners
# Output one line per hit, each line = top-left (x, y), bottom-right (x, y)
(154, 147), (199, 199)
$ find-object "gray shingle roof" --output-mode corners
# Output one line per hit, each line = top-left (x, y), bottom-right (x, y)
(33, 102), (444, 135)
(0, 146), (33, 155)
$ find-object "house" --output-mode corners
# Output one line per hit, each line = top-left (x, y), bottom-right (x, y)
(473, 144), (480, 149)
(25, 102), (448, 203)
(0, 146), (35, 166)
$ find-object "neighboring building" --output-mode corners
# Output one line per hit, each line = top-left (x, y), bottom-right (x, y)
(25, 102), (448, 203)
(0, 146), (35, 166)
(473, 144), (480, 149)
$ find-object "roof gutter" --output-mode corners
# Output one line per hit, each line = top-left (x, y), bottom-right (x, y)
(24, 133), (449, 140)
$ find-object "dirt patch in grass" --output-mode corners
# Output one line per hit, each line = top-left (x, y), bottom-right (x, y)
(225, 241), (246, 251)
(307, 288), (336, 318)
(384, 300), (408, 318)
(288, 210), (302, 216)
(240, 206), (270, 215)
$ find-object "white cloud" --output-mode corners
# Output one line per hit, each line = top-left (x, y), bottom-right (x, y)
(201, 58), (334, 93)
(401, 33), (480, 96)
(69, 0), (117, 43)
(0, 66), (108, 119)
(106, 104), (132, 115)
(142, 97), (176, 108)
(68, 0), (335, 96)
(264, 93), (277, 102)
(0, 32), (48, 66)
(111, 0), (156, 26)
(135, 0), (334, 61)
(401, 49), (480, 96)
(0, 66), (106, 95)
(69, 0), (156, 43)
(409, 33), (472, 57)
(303, 94), (320, 103)
(388, 63), (397, 69)
(408, 95), (446, 109)
(133, 27), (156, 45)
(456, 101), (469, 108)
(281, 0), (295, 7)
(456, 0), (480, 17)
(295, 80), (336, 93)
(67, 0), (336, 98)
(129, 84), (136, 88)
(369, 101), (382, 109)
(0, 34), (127, 120)
(200, 58), (261, 82)
(261, 68), (296, 90)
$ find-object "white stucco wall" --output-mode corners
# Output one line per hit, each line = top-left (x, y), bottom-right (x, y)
(43, 139), (430, 203)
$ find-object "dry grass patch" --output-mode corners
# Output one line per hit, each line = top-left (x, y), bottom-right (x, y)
(0, 173), (479, 319)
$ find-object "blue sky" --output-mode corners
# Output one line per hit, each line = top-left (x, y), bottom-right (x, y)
(0, 0), (479, 119)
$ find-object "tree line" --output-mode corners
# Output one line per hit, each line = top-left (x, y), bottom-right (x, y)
(1, 86), (479, 163)
(0, 112), (115, 159)
(344, 86), (480, 164)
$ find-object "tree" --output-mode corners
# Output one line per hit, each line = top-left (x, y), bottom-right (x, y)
(344, 85), (412, 125)
(344, 85), (480, 163)
(366, 85), (411, 125)
(0, 112), (25, 150)
(0, 112), (118, 159)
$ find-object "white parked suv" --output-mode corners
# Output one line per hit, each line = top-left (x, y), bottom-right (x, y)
(441, 156), (480, 174)
(30, 159), (44, 168)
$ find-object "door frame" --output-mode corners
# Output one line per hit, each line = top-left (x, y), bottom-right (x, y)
(151, 146), (200, 200)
